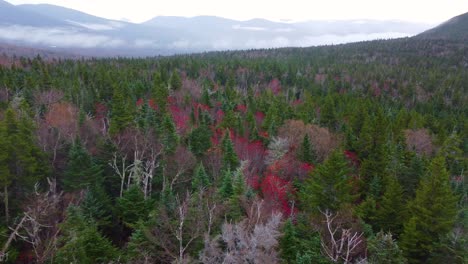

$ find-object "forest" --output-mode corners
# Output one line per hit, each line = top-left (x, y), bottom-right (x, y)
(0, 37), (466, 263)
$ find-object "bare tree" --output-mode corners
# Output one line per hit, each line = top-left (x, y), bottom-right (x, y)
(320, 209), (364, 264)
(0, 179), (79, 263)
(201, 199), (282, 264)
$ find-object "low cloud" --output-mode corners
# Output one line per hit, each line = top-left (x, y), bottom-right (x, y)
(0, 25), (125, 48)
(232, 25), (267, 31)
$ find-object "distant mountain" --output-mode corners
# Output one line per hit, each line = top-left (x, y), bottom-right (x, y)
(416, 12), (468, 40)
(0, 0), (67, 27)
(0, 1), (436, 56)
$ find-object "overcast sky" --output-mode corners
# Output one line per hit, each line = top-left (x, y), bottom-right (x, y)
(5, 0), (468, 24)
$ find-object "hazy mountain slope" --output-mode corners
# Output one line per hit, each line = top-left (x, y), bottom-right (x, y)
(0, 0), (68, 27)
(416, 12), (468, 40)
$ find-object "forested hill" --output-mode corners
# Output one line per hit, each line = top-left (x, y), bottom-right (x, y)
(416, 11), (468, 40)
(0, 34), (466, 263)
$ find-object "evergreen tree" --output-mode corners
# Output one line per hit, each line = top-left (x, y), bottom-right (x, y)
(188, 124), (212, 157)
(160, 114), (179, 154)
(192, 162), (210, 191)
(375, 176), (406, 236)
(80, 184), (113, 230)
(400, 156), (458, 263)
(299, 133), (316, 164)
(169, 71), (182, 90)
(63, 139), (103, 191)
(367, 231), (407, 264)
(153, 72), (169, 113)
(109, 84), (133, 135)
(219, 169), (234, 199)
(55, 207), (119, 264)
(221, 131), (239, 171)
(116, 185), (152, 228)
(279, 219), (298, 262)
(300, 150), (354, 213)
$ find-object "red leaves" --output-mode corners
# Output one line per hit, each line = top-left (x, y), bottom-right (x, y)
(268, 78), (282, 95)
(260, 174), (295, 216)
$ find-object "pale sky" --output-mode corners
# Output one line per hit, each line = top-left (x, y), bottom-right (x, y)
(5, 0), (468, 24)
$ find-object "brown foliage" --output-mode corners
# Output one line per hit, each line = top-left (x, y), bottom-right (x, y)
(404, 128), (434, 156)
(278, 120), (339, 162)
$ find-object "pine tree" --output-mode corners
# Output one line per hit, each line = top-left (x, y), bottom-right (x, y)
(160, 114), (179, 154)
(280, 219), (298, 262)
(116, 185), (152, 228)
(169, 71), (182, 90)
(1, 108), (46, 223)
(367, 231), (407, 264)
(80, 184), (113, 230)
(300, 133), (316, 164)
(55, 207), (119, 263)
(400, 156), (458, 263)
(375, 176), (406, 236)
(300, 149), (354, 213)
(109, 84), (133, 135)
(221, 131), (239, 171)
(153, 71), (169, 113)
(192, 162), (210, 191)
(219, 169), (234, 199)
(188, 124), (212, 157)
(63, 139), (103, 191)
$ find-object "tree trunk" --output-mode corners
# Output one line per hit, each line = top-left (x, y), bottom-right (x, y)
(4, 185), (8, 224)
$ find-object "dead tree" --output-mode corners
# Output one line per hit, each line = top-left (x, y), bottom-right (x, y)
(320, 209), (364, 263)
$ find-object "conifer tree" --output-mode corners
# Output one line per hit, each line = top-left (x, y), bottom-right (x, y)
(299, 133), (316, 164)
(55, 207), (119, 263)
(221, 131), (239, 171)
(188, 124), (212, 157)
(375, 176), (406, 236)
(116, 185), (152, 228)
(153, 72), (168, 113)
(300, 149), (353, 213)
(192, 162), (210, 191)
(367, 232), (407, 264)
(400, 156), (458, 263)
(109, 84), (133, 135)
(160, 114), (179, 154)
(219, 169), (234, 199)
(169, 71), (182, 90)
(63, 139), (103, 191)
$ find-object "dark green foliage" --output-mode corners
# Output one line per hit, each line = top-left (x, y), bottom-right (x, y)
(192, 162), (210, 191)
(300, 150), (354, 213)
(299, 133), (316, 164)
(221, 131), (239, 171)
(116, 185), (153, 228)
(160, 114), (179, 154)
(279, 217), (329, 264)
(63, 139), (103, 191)
(367, 232), (407, 264)
(400, 156), (458, 263)
(170, 71), (182, 90)
(219, 169), (234, 199)
(80, 184), (113, 229)
(55, 207), (119, 263)
(375, 176), (407, 236)
(109, 84), (133, 135)
(188, 124), (212, 157)
(153, 71), (168, 112)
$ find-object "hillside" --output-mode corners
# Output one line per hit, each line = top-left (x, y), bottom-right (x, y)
(416, 12), (468, 40)
(0, 34), (466, 263)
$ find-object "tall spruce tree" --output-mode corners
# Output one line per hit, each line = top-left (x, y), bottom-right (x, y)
(63, 139), (103, 191)
(109, 84), (133, 135)
(221, 131), (239, 171)
(300, 149), (354, 213)
(400, 156), (458, 263)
